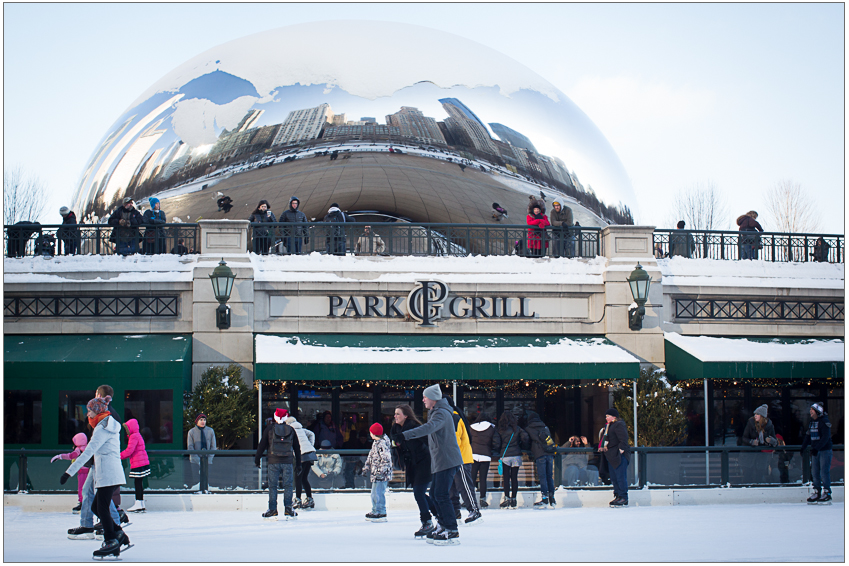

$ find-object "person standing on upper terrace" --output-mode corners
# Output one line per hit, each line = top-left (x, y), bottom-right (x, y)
(58, 206), (82, 255)
(669, 220), (695, 258)
(526, 199), (550, 258)
(248, 200), (277, 255)
(279, 196), (308, 255)
(549, 200), (573, 258)
(142, 197), (167, 255)
(324, 202), (348, 256)
(737, 210), (764, 260)
(108, 197), (142, 256)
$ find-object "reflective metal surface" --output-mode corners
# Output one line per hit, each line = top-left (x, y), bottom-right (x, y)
(72, 21), (636, 225)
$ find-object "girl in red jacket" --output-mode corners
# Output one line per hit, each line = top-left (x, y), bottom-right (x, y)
(51, 432), (89, 513)
(120, 419), (150, 512)
(526, 200), (551, 257)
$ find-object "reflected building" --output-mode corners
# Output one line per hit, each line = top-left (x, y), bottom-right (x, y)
(272, 103), (334, 146)
(439, 98), (498, 155)
(488, 123), (537, 154)
(385, 107), (446, 146)
(322, 124), (400, 141)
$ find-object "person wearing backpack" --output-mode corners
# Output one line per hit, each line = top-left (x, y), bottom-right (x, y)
(524, 411), (557, 508)
(255, 408), (301, 520)
(496, 411), (530, 509)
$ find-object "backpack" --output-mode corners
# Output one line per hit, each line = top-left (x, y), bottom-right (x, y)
(269, 423), (294, 457)
(538, 426), (555, 454)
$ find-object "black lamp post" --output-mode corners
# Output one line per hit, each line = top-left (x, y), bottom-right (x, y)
(627, 263), (652, 331)
(209, 258), (236, 330)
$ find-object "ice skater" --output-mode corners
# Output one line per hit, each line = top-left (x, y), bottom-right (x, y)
(601, 408), (630, 507)
(120, 419), (150, 513)
(51, 433), (90, 513)
(60, 395), (132, 559)
(255, 408), (301, 520)
(802, 403), (833, 504)
(391, 404), (436, 537)
(392, 384), (463, 545)
(284, 411), (317, 510)
(363, 423), (393, 522)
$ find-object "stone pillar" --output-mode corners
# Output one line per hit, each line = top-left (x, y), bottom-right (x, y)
(602, 226), (664, 367)
(192, 220), (255, 387)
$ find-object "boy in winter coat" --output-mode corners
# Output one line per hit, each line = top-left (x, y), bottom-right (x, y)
(120, 419), (150, 512)
(255, 408), (301, 519)
(801, 403), (833, 504)
(51, 432), (89, 512)
(363, 423), (393, 522)
(186, 414), (217, 492)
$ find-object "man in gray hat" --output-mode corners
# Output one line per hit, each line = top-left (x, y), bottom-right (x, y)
(393, 384), (462, 545)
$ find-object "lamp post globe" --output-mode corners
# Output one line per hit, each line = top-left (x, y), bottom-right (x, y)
(627, 263), (652, 331)
(209, 259), (235, 329)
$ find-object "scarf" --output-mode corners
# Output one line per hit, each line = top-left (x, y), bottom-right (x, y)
(88, 412), (109, 429)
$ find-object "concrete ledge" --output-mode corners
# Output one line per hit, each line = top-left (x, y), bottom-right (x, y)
(5, 486), (841, 513)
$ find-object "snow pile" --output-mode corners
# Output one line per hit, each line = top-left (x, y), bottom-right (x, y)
(255, 335), (638, 364)
(665, 332), (844, 362)
(658, 256), (844, 289)
(3, 254), (201, 283)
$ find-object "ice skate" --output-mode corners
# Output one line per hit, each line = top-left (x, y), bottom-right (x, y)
(118, 510), (130, 525)
(291, 499), (302, 509)
(72, 502), (82, 514)
(262, 509), (278, 521)
(807, 490), (821, 504)
(426, 524), (445, 544)
(68, 526), (95, 540)
(533, 495), (549, 509)
(303, 496), (315, 509)
(92, 539), (121, 561)
(365, 511), (387, 523)
(499, 496), (511, 509)
(548, 492), (557, 508)
(509, 497), (518, 509)
(479, 499), (489, 509)
(283, 506), (298, 520)
(126, 500), (145, 513)
(818, 492), (832, 505)
(432, 529), (460, 546)
(116, 531), (133, 553)
(464, 510), (483, 525)
(415, 520), (435, 539)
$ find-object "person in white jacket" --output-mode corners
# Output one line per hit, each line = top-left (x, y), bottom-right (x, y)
(312, 440), (343, 487)
(283, 411), (317, 509)
(60, 396), (130, 559)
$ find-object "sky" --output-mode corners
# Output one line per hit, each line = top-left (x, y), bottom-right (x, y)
(3, 3), (844, 233)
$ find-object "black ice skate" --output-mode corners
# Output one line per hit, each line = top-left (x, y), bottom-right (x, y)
(479, 500), (489, 509)
(365, 511), (387, 523)
(432, 529), (460, 546)
(92, 539), (121, 561)
(291, 499), (302, 509)
(283, 506), (298, 520)
(303, 496), (315, 509)
(426, 524), (445, 544)
(262, 509), (278, 521)
(499, 497), (511, 509)
(818, 492), (833, 505)
(72, 503), (82, 514)
(548, 492), (557, 507)
(807, 490), (821, 504)
(509, 497), (518, 509)
(67, 526), (96, 540)
(415, 520), (435, 539)
(464, 510), (483, 525)
(116, 531), (133, 553)
(534, 495), (549, 509)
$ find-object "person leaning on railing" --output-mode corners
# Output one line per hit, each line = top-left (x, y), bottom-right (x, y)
(356, 225), (385, 256)
(58, 206), (82, 255)
(549, 201), (574, 258)
(248, 200), (277, 255)
(811, 237), (831, 262)
(669, 220), (695, 258)
(107, 198), (143, 256)
(142, 198), (167, 255)
(279, 196), (308, 255)
(736, 211), (764, 260)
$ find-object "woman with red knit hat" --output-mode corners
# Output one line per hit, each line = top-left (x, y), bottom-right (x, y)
(363, 422), (393, 522)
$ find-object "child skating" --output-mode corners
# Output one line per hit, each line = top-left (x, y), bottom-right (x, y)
(120, 419), (150, 513)
(363, 423), (393, 522)
(51, 433), (90, 513)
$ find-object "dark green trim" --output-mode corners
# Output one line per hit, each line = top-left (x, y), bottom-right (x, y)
(665, 339), (844, 381)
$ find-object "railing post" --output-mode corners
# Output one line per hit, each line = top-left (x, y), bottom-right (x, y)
(18, 450), (27, 493)
(721, 449), (729, 485)
(638, 449), (648, 488)
(200, 455), (209, 493)
(426, 226), (432, 256)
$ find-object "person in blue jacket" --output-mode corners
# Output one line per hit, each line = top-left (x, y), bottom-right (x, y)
(801, 403), (833, 504)
(142, 198), (167, 254)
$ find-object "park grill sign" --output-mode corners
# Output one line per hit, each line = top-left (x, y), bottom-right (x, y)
(328, 280), (536, 327)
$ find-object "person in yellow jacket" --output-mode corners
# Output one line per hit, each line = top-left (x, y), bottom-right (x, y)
(446, 397), (482, 525)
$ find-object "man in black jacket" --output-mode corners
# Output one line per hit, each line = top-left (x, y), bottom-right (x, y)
(279, 196), (308, 254)
(108, 198), (143, 256)
(255, 408), (301, 519)
(801, 403), (833, 504)
(602, 408), (631, 507)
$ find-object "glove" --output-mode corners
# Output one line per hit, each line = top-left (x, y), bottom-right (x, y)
(50, 455), (61, 463)
(750, 440), (759, 446)
(119, 219), (129, 227)
(812, 449), (818, 457)
(59, 473), (70, 485)
(766, 437), (778, 447)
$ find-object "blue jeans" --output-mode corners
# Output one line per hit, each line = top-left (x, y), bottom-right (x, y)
(80, 470), (120, 528)
(811, 450), (832, 493)
(609, 456), (629, 499)
(413, 481), (433, 522)
(285, 237), (302, 255)
(536, 455), (554, 495)
(117, 238), (137, 255)
(370, 480), (387, 514)
(268, 463), (294, 511)
(430, 467), (459, 530)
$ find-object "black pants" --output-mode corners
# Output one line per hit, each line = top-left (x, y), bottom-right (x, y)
(295, 462), (313, 499)
(502, 465), (520, 498)
(450, 463), (479, 513)
(93, 486), (122, 541)
(472, 461), (491, 498)
(112, 485), (122, 508)
(134, 477), (144, 500)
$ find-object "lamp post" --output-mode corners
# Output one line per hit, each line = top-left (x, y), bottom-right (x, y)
(627, 263), (651, 331)
(209, 258), (236, 330)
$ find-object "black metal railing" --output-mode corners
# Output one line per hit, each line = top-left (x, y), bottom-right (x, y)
(249, 222), (601, 258)
(3, 223), (199, 258)
(4, 296), (179, 318)
(674, 297), (844, 321)
(5, 445), (842, 493)
(653, 229), (844, 263)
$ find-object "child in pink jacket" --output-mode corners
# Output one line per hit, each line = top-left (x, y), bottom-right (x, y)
(51, 432), (89, 513)
(120, 419), (151, 513)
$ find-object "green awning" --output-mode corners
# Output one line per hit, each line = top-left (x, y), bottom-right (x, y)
(5, 334), (192, 381)
(664, 333), (844, 381)
(255, 334), (640, 382)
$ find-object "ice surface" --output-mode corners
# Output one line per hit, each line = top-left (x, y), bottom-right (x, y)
(3, 503), (843, 562)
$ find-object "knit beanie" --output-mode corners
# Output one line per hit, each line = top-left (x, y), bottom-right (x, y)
(195, 413), (207, 424)
(754, 404), (768, 418)
(149, 197), (160, 208)
(811, 403), (824, 416)
(274, 408), (288, 423)
(423, 384), (442, 401)
(87, 396), (111, 415)
(605, 408), (620, 418)
(320, 440), (332, 448)
(59, 206), (71, 217)
(369, 423), (383, 436)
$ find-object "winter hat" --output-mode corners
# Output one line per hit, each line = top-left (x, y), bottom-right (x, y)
(122, 197), (134, 205)
(330, 202), (339, 208)
(552, 201), (561, 206)
(86, 396), (111, 415)
(811, 403), (824, 416)
(754, 404), (768, 418)
(369, 423), (383, 436)
(320, 440), (332, 448)
(195, 413), (207, 424)
(59, 206), (71, 217)
(72, 432), (88, 449)
(605, 408), (620, 419)
(423, 384), (442, 401)
(149, 197), (160, 208)
(274, 408), (289, 423)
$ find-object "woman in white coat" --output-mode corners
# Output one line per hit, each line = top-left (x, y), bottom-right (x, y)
(61, 395), (129, 558)
(284, 411), (317, 509)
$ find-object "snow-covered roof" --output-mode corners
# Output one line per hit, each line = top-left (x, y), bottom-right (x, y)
(664, 332), (844, 362)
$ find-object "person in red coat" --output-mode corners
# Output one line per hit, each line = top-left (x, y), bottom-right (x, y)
(526, 199), (551, 257)
(120, 419), (150, 513)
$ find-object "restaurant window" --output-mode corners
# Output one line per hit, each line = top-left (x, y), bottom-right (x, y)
(339, 387), (374, 446)
(58, 390), (92, 445)
(712, 384), (745, 446)
(681, 387), (705, 446)
(124, 390), (174, 444)
(4, 390), (42, 444)
(296, 386), (332, 431)
(504, 383), (536, 425)
(260, 381), (291, 429)
(463, 388), (497, 422)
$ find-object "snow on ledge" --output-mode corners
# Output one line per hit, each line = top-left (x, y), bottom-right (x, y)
(664, 332), (844, 362)
(658, 257), (844, 289)
(255, 335), (639, 365)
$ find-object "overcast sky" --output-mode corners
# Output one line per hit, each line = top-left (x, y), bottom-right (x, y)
(3, 3), (844, 233)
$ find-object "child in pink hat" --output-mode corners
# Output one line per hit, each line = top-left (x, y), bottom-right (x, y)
(51, 433), (89, 513)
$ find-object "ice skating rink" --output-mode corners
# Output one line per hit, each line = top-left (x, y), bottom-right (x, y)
(4, 503), (844, 562)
